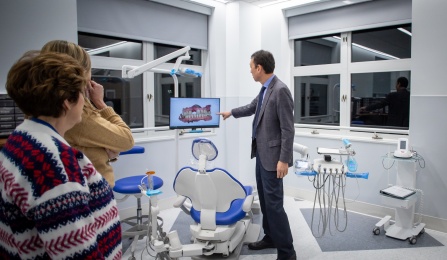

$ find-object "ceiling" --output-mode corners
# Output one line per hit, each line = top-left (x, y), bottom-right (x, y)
(224, 0), (296, 7)
(216, 0), (374, 9)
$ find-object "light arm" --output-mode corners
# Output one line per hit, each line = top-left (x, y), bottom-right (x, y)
(293, 143), (308, 158)
(122, 46), (191, 78)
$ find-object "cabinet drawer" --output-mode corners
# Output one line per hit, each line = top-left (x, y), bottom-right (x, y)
(0, 115), (14, 122)
(380, 193), (417, 209)
(0, 122), (15, 129)
(0, 107), (14, 115)
(0, 129), (14, 138)
(0, 100), (14, 107)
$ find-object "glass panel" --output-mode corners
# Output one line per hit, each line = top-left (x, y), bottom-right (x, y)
(91, 69), (144, 128)
(294, 35), (341, 66)
(294, 75), (340, 125)
(78, 32), (143, 60)
(351, 71), (411, 129)
(154, 43), (202, 66)
(154, 74), (202, 127)
(351, 24), (411, 62)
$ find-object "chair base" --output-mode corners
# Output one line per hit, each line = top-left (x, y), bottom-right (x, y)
(190, 222), (261, 260)
(121, 215), (149, 238)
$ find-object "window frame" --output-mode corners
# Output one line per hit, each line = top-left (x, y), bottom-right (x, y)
(292, 29), (411, 141)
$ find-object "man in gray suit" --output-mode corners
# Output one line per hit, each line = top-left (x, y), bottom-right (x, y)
(218, 50), (296, 260)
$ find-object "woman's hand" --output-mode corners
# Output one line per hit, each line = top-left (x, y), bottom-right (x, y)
(106, 149), (120, 159)
(106, 149), (120, 164)
(88, 80), (108, 110)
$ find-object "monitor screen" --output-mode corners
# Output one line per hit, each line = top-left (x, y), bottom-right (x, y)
(169, 97), (220, 129)
(399, 139), (407, 150)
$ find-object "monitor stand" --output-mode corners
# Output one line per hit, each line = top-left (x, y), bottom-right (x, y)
(189, 128), (203, 133)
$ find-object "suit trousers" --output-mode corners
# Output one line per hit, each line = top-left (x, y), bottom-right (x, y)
(255, 152), (295, 259)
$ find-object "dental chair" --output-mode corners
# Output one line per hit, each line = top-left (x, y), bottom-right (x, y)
(148, 138), (260, 259)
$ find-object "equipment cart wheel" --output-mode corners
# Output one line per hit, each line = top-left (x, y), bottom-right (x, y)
(409, 236), (417, 245)
(373, 227), (380, 235)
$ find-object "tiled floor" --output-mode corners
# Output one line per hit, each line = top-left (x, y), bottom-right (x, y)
(122, 196), (447, 260)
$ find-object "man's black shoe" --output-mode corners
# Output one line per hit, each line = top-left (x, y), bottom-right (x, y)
(247, 240), (275, 250)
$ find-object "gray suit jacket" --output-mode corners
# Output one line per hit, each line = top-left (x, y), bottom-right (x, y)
(231, 76), (295, 171)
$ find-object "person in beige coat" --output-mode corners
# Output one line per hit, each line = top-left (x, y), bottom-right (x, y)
(41, 40), (135, 187)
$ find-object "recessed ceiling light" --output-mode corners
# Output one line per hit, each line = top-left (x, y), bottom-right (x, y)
(398, 27), (412, 36)
(259, 0), (320, 8)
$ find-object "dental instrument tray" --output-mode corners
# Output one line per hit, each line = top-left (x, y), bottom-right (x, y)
(317, 147), (350, 155)
(380, 185), (416, 199)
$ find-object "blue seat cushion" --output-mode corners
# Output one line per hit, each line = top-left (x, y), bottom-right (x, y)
(113, 175), (163, 194)
(119, 146), (145, 156)
(190, 186), (253, 225)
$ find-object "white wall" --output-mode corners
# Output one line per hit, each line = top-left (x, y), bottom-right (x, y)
(408, 0), (447, 222)
(221, 2), (262, 186)
(411, 0), (447, 96)
(0, 0), (78, 92)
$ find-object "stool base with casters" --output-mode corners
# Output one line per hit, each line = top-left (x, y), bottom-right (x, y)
(114, 174), (163, 260)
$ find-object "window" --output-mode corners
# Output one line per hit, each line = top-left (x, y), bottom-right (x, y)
(78, 32), (143, 60)
(294, 75), (340, 125)
(79, 33), (204, 134)
(91, 69), (144, 128)
(293, 24), (412, 135)
(294, 35), (341, 66)
(351, 25), (411, 62)
(154, 44), (202, 127)
(351, 71), (410, 129)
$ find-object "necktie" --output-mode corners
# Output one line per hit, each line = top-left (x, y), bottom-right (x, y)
(252, 86), (266, 138)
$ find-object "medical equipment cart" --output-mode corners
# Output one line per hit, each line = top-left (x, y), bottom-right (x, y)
(373, 155), (425, 244)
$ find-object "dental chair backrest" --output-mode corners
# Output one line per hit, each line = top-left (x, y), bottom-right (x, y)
(173, 138), (246, 230)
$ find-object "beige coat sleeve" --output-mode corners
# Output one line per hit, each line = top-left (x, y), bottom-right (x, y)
(65, 106), (135, 152)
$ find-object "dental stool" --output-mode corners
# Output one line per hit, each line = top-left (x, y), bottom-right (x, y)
(112, 146), (163, 259)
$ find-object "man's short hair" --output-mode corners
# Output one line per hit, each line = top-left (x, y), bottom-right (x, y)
(251, 50), (275, 74)
(397, 77), (409, 88)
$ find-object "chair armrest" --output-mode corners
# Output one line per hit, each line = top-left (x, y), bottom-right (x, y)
(173, 195), (187, 208)
(242, 194), (254, 213)
(174, 195), (192, 215)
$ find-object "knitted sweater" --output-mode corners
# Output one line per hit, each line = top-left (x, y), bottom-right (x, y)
(65, 101), (134, 187)
(0, 119), (122, 259)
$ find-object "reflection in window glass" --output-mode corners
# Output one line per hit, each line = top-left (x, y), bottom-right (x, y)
(154, 74), (202, 127)
(294, 35), (341, 66)
(78, 32), (143, 60)
(294, 75), (340, 125)
(351, 24), (411, 62)
(351, 71), (411, 129)
(91, 69), (143, 128)
(154, 43), (202, 66)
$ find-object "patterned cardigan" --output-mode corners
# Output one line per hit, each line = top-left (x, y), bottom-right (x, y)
(0, 119), (122, 259)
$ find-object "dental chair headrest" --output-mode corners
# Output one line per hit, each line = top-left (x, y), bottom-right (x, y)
(192, 138), (218, 161)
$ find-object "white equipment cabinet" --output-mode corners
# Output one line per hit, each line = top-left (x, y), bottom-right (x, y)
(373, 156), (425, 244)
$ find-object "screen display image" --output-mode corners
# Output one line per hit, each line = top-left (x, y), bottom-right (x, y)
(170, 97), (220, 129)
(400, 140), (407, 150)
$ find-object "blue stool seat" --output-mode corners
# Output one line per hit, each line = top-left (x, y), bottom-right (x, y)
(119, 146), (145, 156)
(113, 145), (164, 259)
(113, 175), (163, 194)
